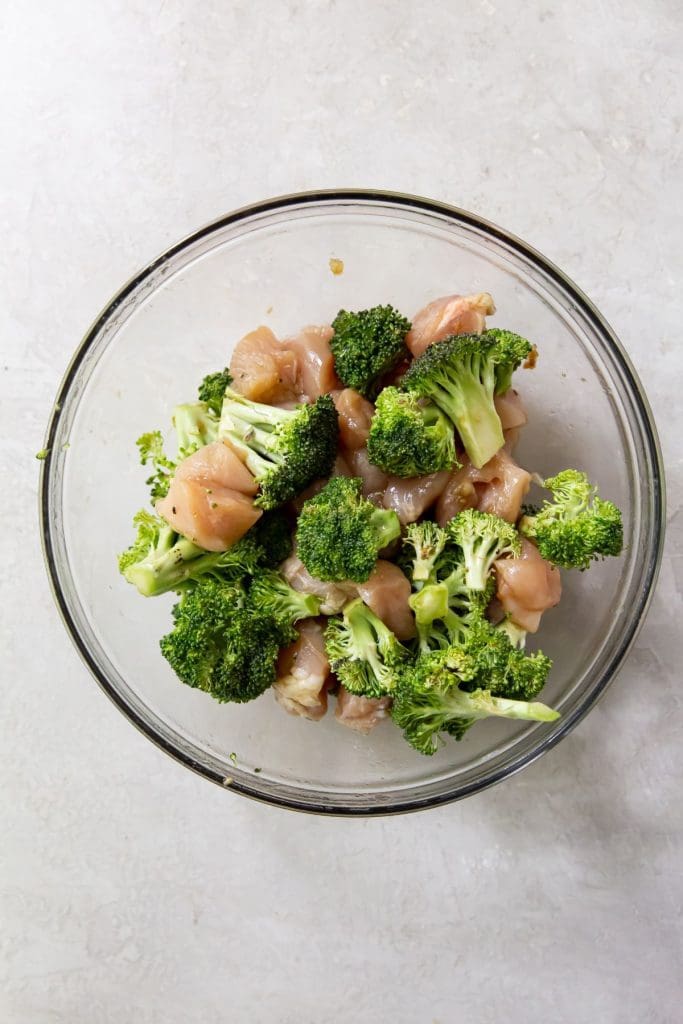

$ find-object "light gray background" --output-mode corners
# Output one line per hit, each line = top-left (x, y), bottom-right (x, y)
(1, 2), (681, 1022)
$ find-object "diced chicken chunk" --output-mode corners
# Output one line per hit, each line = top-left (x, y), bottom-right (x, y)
(156, 441), (261, 551)
(383, 470), (451, 525)
(495, 538), (562, 633)
(406, 292), (496, 357)
(230, 325), (299, 403)
(335, 685), (392, 734)
(332, 388), (375, 450)
(355, 560), (415, 641)
(280, 553), (355, 615)
(285, 325), (340, 400)
(346, 447), (389, 501)
(274, 620), (329, 721)
(436, 449), (531, 526)
(494, 389), (528, 431)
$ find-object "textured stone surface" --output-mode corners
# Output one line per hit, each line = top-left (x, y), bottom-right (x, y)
(1, 2), (681, 1021)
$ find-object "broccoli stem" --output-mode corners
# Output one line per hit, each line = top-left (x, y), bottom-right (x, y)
(428, 363), (503, 469)
(124, 535), (207, 596)
(369, 507), (402, 551)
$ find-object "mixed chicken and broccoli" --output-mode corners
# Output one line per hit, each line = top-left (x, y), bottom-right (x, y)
(118, 292), (623, 755)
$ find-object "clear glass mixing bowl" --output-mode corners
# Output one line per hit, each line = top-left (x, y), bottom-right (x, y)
(39, 191), (665, 815)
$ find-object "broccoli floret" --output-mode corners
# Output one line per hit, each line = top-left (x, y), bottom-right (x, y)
(136, 403), (218, 501)
(198, 368), (233, 415)
(248, 569), (321, 632)
(118, 510), (264, 597)
(402, 330), (531, 468)
(367, 388), (458, 477)
(160, 578), (284, 703)
(409, 565), (493, 654)
(246, 510), (293, 567)
(447, 509), (521, 591)
(296, 477), (401, 583)
(330, 305), (411, 398)
(460, 616), (552, 701)
(392, 647), (559, 756)
(496, 616), (528, 650)
(401, 521), (449, 586)
(218, 388), (338, 509)
(324, 598), (408, 697)
(519, 469), (623, 570)
(137, 431), (176, 501)
(484, 328), (535, 395)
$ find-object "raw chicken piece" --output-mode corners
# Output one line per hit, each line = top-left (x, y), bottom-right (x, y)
(436, 450), (530, 526)
(355, 560), (415, 641)
(157, 479), (261, 552)
(346, 447), (389, 500)
(406, 292), (496, 357)
(156, 441), (262, 551)
(230, 326), (299, 403)
(174, 440), (258, 495)
(273, 620), (330, 721)
(332, 388), (375, 450)
(383, 470), (451, 525)
(494, 389), (528, 431)
(280, 554), (355, 615)
(335, 686), (392, 734)
(494, 538), (561, 633)
(285, 325), (340, 400)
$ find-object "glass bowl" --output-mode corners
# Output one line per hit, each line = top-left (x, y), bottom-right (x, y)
(40, 191), (665, 815)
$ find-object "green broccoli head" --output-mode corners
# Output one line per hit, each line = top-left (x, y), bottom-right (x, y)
(324, 598), (409, 697)
(172, 402), (219, 458)
(248, 569), (321, 635)
(447, 509), (521, 591)
(392, 644), (558, 755)
(246, 509), (293, 567)
(136, 430), (176, 501)
(198, 368), (233, 415)
(160, 578), (284, 702)
(400, 521), (449, 586)
(520, 469), (623, 570)
(402, 330), (531, 468)
(484, 328), (534, 394)
(218, 388), (339, 509)
(367, 388), (458, 477)
(118, 509), (265, 597)
(459, 616), (552, 701)
(409, 565), (494, 654)
(296, 476), (401, 583)
(330, 305), (411, 398)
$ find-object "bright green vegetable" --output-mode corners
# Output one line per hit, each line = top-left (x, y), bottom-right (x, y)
(248, 569), (322, 628)
(367, 387), (458, 477)
(198, 368), (233, 415)
(519, 469), (623, 570)
(447, 509), (521, 591)
(324, 598), (409, 697)
(330, 305), (411, 398)
(402, 330), (531, 467)
(296, 476), (401, 583)
(219, 388), (338, 509)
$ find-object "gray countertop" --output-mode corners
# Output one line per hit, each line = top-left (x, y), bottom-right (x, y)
(1, 2), (681, 1021)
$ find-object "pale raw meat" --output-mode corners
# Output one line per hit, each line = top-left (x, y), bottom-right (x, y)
(156, 441), (261, 551)
(383, 470), (451, 524)
(230, 325), (299, 403)
(406, 292), (496, 357)
(346, 447), (389, 500)
(355, 560), (415, 640)
(436, 449), (531, 526)
(174, 440), (258, 495)
(494, 389), (528, 431)
(273, 620), (330, 721)
(495, 538), (562, 633)
(332, 388), (375, 450)
(285, 325), (340, 400)
(280, 554), (355, 614)
(157, 479), (261, 552)
(335, 686), (392, 734)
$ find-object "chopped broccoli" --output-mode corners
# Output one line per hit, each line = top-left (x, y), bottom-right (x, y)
(401, 521), (449, 586)
(136, 403), (218, 501)
(118, 510), (264, 597)
(330, 305), (411, 398)
(324, 598), (409, 697)
(496, 616), (528, 650)
(137, 430), (176, 501)
(296, 476), (401, 583)
(248, 569), (321, 631)
(447, 509), (521, 591)
(198, 368), (233, 415)
(392, 646), (559, 755)
(402, 330), (531, 468)
(367, 387), (458, 477)
(160, 578), (284, 703)
(218, 388), (338, 509)
(246, 510), (293, 567)
(409, 565), (493, 654)
(520, 469), (623, 570)
(458, 616), (552, 701)
(484, 328), (535, 395)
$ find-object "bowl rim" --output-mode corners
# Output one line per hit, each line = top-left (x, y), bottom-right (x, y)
(39, 188), (666, 816)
